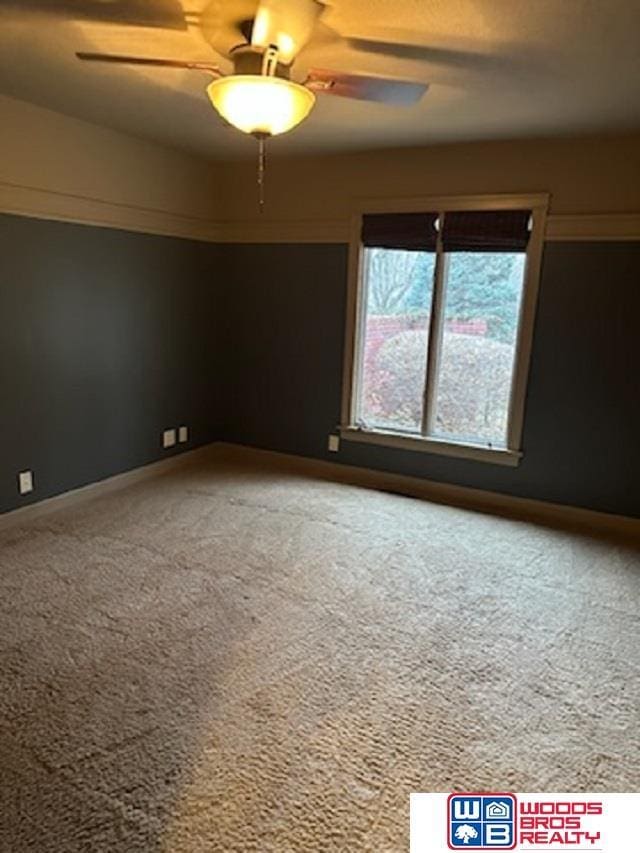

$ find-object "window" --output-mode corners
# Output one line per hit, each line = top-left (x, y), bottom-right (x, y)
(342, 195), (547, 466)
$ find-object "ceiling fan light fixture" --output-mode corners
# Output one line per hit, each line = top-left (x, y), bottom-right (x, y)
(206, 75), (315, 137)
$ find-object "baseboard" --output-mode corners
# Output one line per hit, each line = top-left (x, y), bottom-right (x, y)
(1, 440), (637, 543)
(215, 443), (640, 542)
(0, 444), (217, 531)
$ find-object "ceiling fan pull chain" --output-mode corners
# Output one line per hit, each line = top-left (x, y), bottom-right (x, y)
(257, 135), (267, 214)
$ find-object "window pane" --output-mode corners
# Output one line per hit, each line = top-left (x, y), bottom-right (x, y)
(355, 248), (434, 433)
(432, 252), (526, 446)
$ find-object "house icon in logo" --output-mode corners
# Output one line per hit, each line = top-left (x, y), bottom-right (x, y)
(485, 801), (510, 819)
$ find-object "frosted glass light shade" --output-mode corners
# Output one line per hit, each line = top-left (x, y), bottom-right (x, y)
(206, 75), (315, 136)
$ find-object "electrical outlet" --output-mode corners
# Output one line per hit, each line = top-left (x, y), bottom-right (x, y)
(18, 470), (33, 494)
(162, 428), (176, 448)
(328, 435), (340, 452)
(178, 425), (188, 443)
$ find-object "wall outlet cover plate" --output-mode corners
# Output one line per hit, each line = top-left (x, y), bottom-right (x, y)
(163, 428), (177, 448)
(18, 470), (34, 494)
(178, 426), (188, 443)
(328, 435), (340, 452)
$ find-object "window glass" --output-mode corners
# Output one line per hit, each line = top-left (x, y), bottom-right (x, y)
(356, 248), (435, 432)
(432, 252), (526, 446)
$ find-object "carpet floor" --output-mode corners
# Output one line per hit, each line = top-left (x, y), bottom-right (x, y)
(0, 446), (638, 852)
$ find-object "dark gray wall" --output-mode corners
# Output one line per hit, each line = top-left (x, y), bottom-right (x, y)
(219, 243), (348, 459)
(220, 241), (640, 518)
(2, 215), (638, 519)
(0, 213), (220, 514)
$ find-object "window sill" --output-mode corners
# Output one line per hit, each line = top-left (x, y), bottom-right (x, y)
(339, 426), (522, 467)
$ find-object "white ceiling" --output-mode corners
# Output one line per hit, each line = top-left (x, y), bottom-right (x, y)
(1, 0), (639, 161)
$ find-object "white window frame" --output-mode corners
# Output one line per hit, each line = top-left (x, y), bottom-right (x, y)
(340, 193), (549, 467)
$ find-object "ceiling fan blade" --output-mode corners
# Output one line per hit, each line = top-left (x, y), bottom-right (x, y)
(76, 53), (222, 76)
(4, 0), (188, 30)
(347, 37), (511, 73)
(250, 0), (324, 64)
(305, 69), (428, 106)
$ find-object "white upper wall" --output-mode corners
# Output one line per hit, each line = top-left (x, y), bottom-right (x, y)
(0, 93), (221, 239)
(217, 134), (640, 223)
(1, 93), (638, 243)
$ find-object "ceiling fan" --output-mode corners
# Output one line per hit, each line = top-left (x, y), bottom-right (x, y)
(76, 0), (429, 139)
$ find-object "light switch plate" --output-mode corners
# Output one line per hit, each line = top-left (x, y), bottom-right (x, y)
(178, 425), (188, 443)
(18, 470), (33, 494)
(162, 428), (176, 448)
(328, 435), (340, 452)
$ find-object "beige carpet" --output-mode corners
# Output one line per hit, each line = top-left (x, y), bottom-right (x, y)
(0, 446), (638, 852)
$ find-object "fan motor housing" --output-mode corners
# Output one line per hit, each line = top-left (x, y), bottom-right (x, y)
(230, 45), (291, 80)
